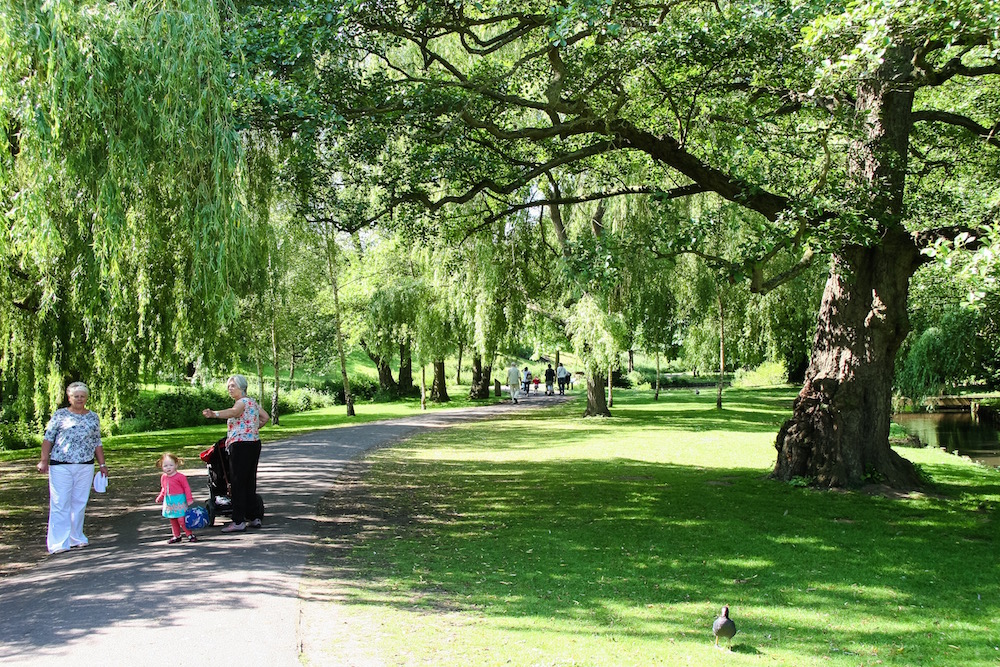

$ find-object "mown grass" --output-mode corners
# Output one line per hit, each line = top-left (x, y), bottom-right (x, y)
(304, 388), (1000, 666)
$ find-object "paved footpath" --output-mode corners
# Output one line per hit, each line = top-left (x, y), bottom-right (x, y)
(0, 396), (567, 667)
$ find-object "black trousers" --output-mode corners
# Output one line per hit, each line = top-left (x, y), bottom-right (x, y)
(228, 440), (261, 524)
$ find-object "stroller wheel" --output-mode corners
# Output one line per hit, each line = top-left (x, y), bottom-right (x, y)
(206, 499), (217, 527)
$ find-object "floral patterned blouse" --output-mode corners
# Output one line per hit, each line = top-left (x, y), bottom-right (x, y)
(43, 409), (102, 463)
(226, 397), (263, 445)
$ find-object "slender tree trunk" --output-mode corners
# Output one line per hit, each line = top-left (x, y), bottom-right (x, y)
(430, 359), (450, 402)
(455, 342), (464, 385)
(330, 264), (355, 416)
(773, 46), (921, 489)
(555, 350), (560, 367)
(288, 346), (296, 391)
(628, 349), (634, 373)
(420, 364), (427, 411)
(607, 365), (614, 408)
(256, 350), (264, 407)
(717, 292), (725, 410)
(583, 372), (611, 417)
(270, 318), (280, 426)
(655, 351), (660, 401)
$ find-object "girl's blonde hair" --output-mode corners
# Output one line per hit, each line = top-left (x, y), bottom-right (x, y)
(157, 452), (184, 468)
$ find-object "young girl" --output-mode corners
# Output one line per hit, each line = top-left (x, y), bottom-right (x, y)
(156, 453), (197, 543)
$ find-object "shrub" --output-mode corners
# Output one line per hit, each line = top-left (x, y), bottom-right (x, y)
(0, 421), (40, 451)
(611, 370), (632, 388)
(317, 377), (380, 403)
(272, 388), (335, 416)
(732, 361), (788, 388)
(626, 370), (648, 389)
(128, 386), (231, 431)
(108, 418), (153, 436)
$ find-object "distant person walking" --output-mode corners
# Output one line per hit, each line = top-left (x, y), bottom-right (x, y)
(156, 453), (196, 544)
(544, 364), (556, 396)
(37, 381), (108, 554)
(523, 367), (532, 395)
(507, 362), (522, 404)
(556, 363), (569, 395)
(202, 374), (270, 533)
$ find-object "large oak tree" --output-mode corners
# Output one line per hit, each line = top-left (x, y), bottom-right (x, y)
(325, 0), (999, 487)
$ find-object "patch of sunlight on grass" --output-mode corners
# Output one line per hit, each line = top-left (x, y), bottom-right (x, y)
(304, 388), (1000, 667)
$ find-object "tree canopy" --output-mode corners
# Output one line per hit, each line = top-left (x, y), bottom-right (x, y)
(1, 0), (260, 419)
(3, 0), (998, 489)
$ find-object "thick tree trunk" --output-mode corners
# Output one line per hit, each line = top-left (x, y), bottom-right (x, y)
(430, 359), (450, 402)
(583, 372), (611, 417)
(787, 355), (808, 385)
(774, 235), (922, 487)
(360, 340), (397, 394)
(469, 354), (493, 399)
(774, 48), (921, 489)
(398, 338), (414, 395)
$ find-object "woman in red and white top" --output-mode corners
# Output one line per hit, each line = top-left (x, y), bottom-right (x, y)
(202, 375), (270, 533)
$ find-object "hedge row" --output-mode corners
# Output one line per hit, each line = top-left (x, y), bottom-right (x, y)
(2, 376), (429, 452)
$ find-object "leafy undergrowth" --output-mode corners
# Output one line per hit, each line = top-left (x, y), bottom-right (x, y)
(303, 388), (1000, 667)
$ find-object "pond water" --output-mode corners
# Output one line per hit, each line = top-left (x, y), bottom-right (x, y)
(893, 412), (1000, 467)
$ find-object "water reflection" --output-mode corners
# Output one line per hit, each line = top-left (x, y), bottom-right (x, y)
(894, 412), (1000, 467)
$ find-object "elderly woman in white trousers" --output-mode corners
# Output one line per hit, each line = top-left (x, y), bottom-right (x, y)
(37, 382), (107, 554)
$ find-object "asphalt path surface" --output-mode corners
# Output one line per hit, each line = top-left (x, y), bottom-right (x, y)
(0, 394), (568, 666)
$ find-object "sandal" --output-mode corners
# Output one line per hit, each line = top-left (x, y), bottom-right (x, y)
(167, 536), (183, 544)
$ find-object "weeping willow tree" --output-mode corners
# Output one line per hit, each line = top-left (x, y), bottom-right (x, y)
(0, 0), (256, 422)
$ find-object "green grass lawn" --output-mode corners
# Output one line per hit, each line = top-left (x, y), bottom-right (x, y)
(304, 388), (1000, 666)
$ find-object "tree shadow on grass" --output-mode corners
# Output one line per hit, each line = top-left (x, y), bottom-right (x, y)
(303, 451), (1000, 666)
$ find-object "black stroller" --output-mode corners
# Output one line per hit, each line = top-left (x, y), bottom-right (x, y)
(199, 437), (265, 527)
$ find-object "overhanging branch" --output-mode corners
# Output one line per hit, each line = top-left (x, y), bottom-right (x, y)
(911, 109), (1000, 148)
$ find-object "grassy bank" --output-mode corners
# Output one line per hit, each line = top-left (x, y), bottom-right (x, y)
(303, 388), (1000, 666)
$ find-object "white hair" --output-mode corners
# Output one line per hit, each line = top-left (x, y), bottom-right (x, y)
(66, 382), (89, 396)
(228, 374), (249, 393)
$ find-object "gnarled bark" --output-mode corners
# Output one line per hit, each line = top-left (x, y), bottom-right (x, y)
(775, 47), (922, 488)
(774, 232), (922, 488)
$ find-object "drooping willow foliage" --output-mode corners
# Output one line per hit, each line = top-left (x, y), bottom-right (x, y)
(0, 0), (260, 423)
